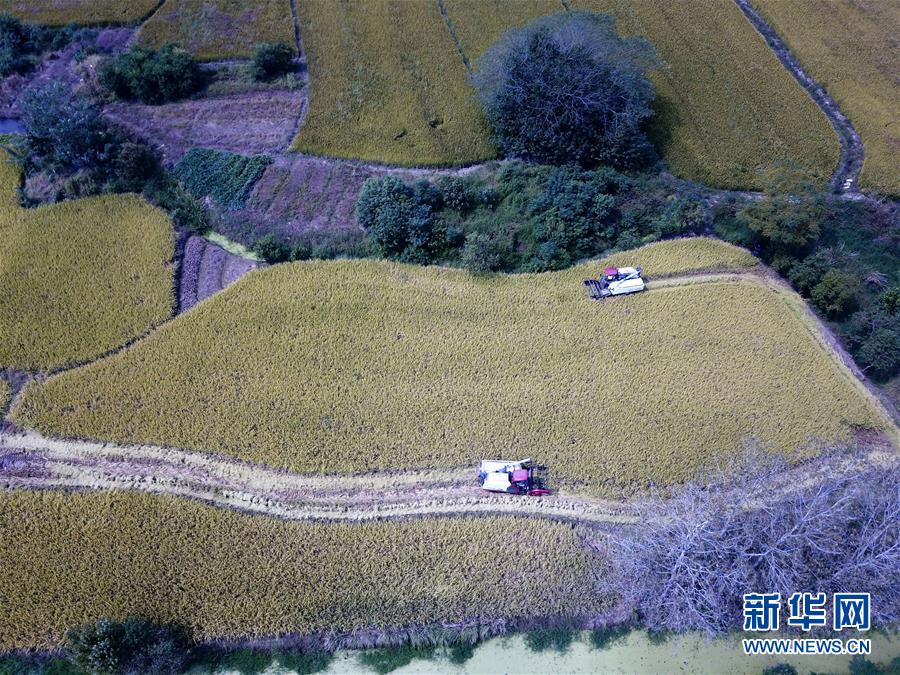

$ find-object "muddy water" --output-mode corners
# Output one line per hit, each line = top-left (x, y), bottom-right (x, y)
(207, 628), (899, 674)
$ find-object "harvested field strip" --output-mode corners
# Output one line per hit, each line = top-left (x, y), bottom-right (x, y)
(0, 153), (174, 372)
(13, 241), (887, 492)
(178, 236), (262, 313)
(0, 430), (638, 525)
(291, 0), (495, 166)
(103, 91), (307, 164)
(137, 0), (296, 60)
(571, 0), (838, 190)
(0, 0), (160, 25)
(751, 0), (900, 196)
(0, 490), (602, 650)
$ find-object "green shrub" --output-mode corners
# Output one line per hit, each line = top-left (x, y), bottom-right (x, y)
(253, 234), (290, 263)
(99, 46), (201, 105)
(64, 617), (189, 675)
(250, 42), (294, 81)
(356, 176), (437, 260)
(811, 269), (860, 318)
(174, 148), (272, 211)
(461, 232), (503, 273)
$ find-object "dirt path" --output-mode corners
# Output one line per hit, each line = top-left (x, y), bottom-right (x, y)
(2, 427), (895, 527)
(733, 0), (864, 193)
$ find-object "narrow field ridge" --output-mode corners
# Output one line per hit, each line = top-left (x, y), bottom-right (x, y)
(733, 0), (864, 192)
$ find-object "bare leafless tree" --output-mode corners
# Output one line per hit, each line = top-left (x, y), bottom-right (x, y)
(597, 447), (899, 635)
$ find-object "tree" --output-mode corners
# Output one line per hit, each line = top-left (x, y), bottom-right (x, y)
(65, 617), (190, 675)
(473, 11), (658, 168)
(356, 176), (436, 259)
(856, 327), (900, 381)
(461, 232), (503, 273)
(597, 449), (900, 636)
(253, 234), (290, 263)
(735, 165), (828, 257)
(18, 82), (112, 173)
(99, 46), (201, 104)
(250, 42), (294, 81)
(811, 269), (860, 318)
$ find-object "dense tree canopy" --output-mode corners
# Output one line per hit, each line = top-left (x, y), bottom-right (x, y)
(473, 11), (658, 169)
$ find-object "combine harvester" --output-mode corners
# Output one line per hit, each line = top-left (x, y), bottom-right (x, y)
(478, 459), (551, 496)
(584, 266), (645, 300)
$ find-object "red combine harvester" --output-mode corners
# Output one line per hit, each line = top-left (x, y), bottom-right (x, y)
(477, 459), (551, 496)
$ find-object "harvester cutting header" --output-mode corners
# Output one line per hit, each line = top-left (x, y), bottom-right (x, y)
(584, 266), (645, 300)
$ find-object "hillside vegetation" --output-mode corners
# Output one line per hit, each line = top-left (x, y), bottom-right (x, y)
(753, 0), (900, 195)
(292, 0), (495, 166)
(0, 0), (158, 25)
(0, 490), (600, 650)
(137, 0), (296, 60)
(14, 240), (884, 491)
(0, 153), (174, 372)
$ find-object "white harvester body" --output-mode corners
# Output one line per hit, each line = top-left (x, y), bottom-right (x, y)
(584, 265), (646, 300)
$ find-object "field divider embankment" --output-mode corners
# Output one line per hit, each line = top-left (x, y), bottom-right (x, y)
(436, 0), (473, 76)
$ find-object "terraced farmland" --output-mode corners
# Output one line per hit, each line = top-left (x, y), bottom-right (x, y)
(137, 0), (296, 60)
(0, 490), (600, 650)
(570, 0), (838, 190)
(0, 0), (159, 25)
(14, 239), (885, 491)
(291, 0), (495, 166)
(0, 154), (174, 372)
(752, 0), (900, 196)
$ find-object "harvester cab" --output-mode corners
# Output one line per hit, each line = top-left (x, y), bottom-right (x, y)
(584, 266), (645, 300)
(477, 459), (551, 496)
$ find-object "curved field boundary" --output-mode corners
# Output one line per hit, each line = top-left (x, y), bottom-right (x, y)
(733, 0), (864, 193)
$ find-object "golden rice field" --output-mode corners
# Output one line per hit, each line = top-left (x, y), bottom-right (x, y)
(291, 0), (495, 166)
(593, 237), (757, 279)
(0, 379), (9, 412)
(0, 154), (174, 372)
(0, 0), (159, 25)
(568, 0), (839, 190)
(752, 0), (900, 196)
(0, 490), (600, 650)
(443, 0), (562, 60)
(13, 240), (885, 491)
(137, 0), (296, 61)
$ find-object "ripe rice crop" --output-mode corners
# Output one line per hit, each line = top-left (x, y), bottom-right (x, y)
(0, 490), (601, 650)
(137, 0), (296, 60)
(0, 379), (9, 411)
(14, 239), (886, 491)
(443, 0), (563, 60)
(291, 0), (495, 166)
(174, 148), (272, 211)
(0, 153), (174, 372)
(752, 0), (899, 196)
(570, 0), (837, 190)
(0, 0), (159, 25)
